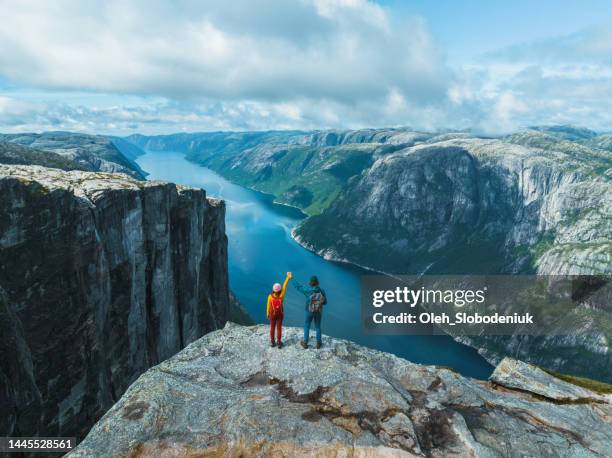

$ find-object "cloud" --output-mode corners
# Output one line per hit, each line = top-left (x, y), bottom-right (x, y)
(0, 3), (610, 134)
(445, 23), (612, 134)
(0, 0), (449, 105)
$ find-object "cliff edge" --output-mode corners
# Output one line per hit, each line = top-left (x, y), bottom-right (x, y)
(70, 324), (611, 457)
(0, 165), (230, 440)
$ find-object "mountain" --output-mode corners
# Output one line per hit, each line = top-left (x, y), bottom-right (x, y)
(0, 164), (230, 441)
(69, 324), (612, 457)
(586, 134), (612, 152)
(124, 126), (611, 381)
(294, 133), (610, 382)
(295, 134), (610, 276)
(0, 141), (88, 171)
(123, 127), (610, 277)
(107, 136), (147, 162)
(529, 125), (598, 142)
(0, 131), (147, 179)
(126, 128), (429, 215)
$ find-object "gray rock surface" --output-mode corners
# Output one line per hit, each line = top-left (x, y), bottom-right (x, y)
(70, 324), (612, 457)
(490, 357), (611, 403)
(0, 131), (146, 179)
(0, 165), (229, 440)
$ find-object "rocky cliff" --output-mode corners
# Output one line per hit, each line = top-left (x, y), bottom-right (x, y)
(70, 324), (612, 457)
(294, 135), (611, 276)
(0, 165), (230, 440)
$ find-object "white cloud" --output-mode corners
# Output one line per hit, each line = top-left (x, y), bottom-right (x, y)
(0, 3), (610, 134)
(441, 23), (612, 134)
(0, 0), (448, 104)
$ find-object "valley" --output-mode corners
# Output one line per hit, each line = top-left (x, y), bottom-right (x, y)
(126, 126), (611, 381)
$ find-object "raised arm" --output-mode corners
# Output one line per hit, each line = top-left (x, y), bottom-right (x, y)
(293, 280), (311, 297)
(280, 272), (291, 299)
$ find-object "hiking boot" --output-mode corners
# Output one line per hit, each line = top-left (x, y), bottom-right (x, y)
(300, 340), (309, 349)
(316, 341), (322, 349)
(277, 342), (283, 349)
(270, 341), (276, 347)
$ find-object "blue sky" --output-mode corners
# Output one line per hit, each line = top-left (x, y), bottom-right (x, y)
(386, 0), (612, 59)
(0, 0), (611, 134)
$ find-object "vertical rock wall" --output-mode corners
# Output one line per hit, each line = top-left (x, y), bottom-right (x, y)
(0, 165), (229, 439)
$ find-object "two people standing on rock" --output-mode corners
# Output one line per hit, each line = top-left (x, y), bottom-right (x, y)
(266, 272), (327, 349)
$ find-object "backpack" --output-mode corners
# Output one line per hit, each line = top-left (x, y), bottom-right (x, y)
(309, 290), (326, 313)
(270, 295), (283, 318)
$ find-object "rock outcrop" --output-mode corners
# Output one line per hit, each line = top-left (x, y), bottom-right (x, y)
(0, 165), (230, 440)
(70, 324), (612, 457)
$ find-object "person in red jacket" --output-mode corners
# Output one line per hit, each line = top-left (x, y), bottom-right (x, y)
(267, 272), (292, 348)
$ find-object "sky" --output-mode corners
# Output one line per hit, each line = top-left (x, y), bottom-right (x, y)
(0, 0), (611, 135)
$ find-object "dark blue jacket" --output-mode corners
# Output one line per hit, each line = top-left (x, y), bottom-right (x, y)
(294, 282), (326, 312)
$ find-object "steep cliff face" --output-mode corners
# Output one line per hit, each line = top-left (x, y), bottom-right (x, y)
(294, 136), (611, 276)
(70, 324), (612, 457)
(0, 165), (230, 440)
(0, 132), (147, 179)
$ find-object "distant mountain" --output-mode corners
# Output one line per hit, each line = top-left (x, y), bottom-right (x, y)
(126, 128), (428, 214)
(108, 136), (147, 162)
(123, 126), (610, 276)
(529, 125), (598, 141)
(0, 131), (146, 179)
(0, 141), (88, 171)
(587, 134), (612, 152)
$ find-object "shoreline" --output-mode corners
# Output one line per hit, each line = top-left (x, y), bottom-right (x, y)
(183, 154), (311, 219)
(290, 226), (385, 275)
(290, 227), (503, 370)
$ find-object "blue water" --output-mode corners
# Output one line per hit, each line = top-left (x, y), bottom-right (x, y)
(136, 151), (494, 379)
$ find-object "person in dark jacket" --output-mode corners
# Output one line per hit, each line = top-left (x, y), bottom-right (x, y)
(294, 275), (327, 349)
